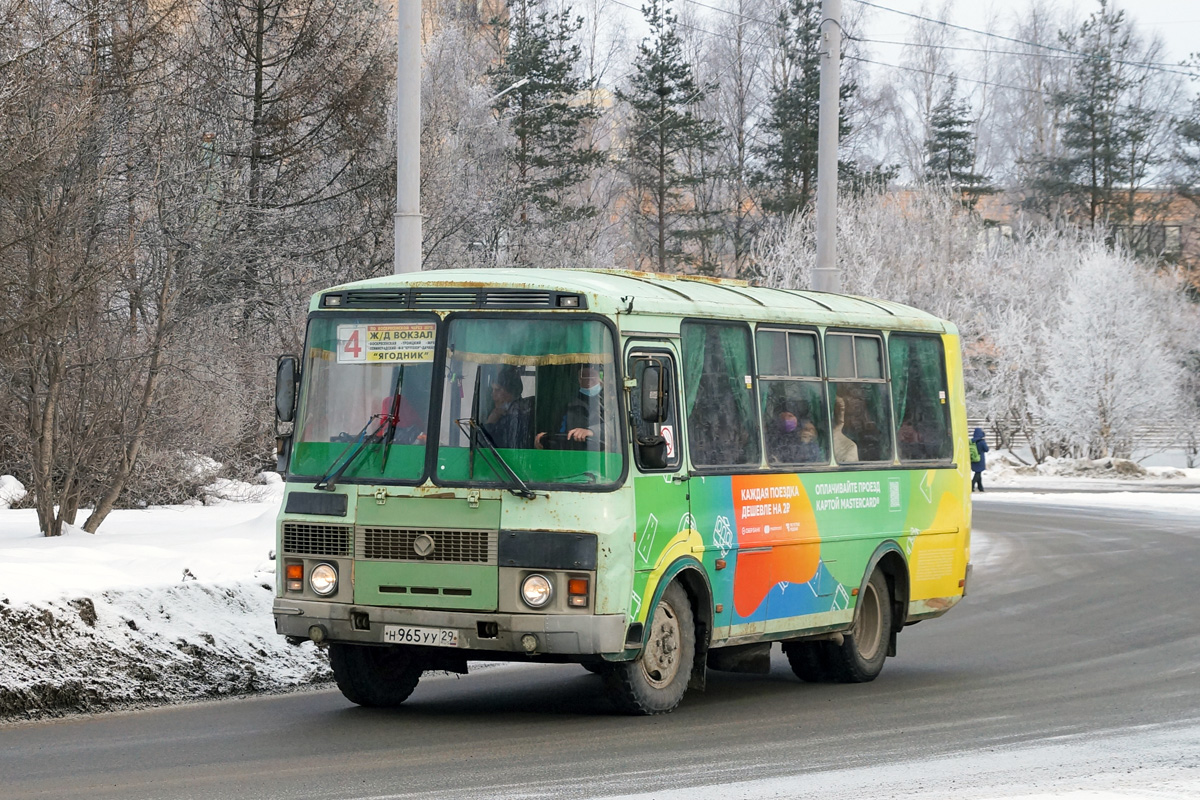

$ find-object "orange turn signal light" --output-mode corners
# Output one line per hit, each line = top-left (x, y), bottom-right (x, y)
(568, 578), (588, 596)
(286, 564), (303, 580)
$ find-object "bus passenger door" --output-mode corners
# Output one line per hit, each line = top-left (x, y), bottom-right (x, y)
(627, 345), (693, 625)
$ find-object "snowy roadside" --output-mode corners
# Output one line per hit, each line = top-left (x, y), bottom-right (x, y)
(983, 453), (1200, 494)
(0, 476), (329, 722)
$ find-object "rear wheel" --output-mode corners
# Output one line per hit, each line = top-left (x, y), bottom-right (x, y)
(329, 642), (423, 707)
(605, 582), (695, 715)
(826, 569), (892, 683)
(782, 640), (833, 682)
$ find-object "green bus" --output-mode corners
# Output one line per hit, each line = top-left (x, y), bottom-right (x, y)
(273, 268), (972, 714)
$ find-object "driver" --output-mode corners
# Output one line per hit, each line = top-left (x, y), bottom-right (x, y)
(535, 364), (608, 450)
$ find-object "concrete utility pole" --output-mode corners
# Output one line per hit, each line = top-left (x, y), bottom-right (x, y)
(394, 0), (421, 274)
(813, 0), (842, 293)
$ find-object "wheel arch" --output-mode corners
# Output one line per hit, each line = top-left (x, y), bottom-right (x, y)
(648, 556), (713, 690)
(863, 541), (910, 630)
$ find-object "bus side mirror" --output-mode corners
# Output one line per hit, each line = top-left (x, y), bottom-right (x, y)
(275, 356), (298, 423)
(640, 364), (664, 423)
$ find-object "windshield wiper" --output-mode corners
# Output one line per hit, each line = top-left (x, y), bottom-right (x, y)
(456, 418), (537, 500)
(314, 414), (384, 491)
(380, 364), (405, 473)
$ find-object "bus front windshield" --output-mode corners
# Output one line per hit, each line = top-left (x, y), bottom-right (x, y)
(292, 314), (437, 483)
(437, 317), (622, 488)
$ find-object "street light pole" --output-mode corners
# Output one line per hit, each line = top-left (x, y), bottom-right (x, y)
(813, 0), (842, 293)
(394, 0), (421, 275)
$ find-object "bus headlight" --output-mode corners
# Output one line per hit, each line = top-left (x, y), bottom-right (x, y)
(309, 563), (338, 596)
(520, 574), (553, 608)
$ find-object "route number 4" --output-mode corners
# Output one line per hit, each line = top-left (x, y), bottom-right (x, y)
(337, 325), (368, 363)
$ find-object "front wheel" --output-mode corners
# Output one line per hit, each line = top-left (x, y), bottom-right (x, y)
(826, 568), (893, 683)
(604, 582), (696, 715)
(328, 642), (423, 707)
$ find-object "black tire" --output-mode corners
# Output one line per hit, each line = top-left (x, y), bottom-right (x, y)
(782, 640), (833, 682)
(604, 582), (696, 715)
(825, 569), (893, 683)
(328, 642), (423, 707)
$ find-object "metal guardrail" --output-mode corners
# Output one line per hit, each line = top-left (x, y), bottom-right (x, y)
(967, 419), (1189, 450)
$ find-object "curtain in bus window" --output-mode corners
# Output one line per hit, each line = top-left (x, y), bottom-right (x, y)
(717, 326), (756, 434)
(682, 324), (706, 417)
(682, 322), (760, 467)
(889, 334), (952, 461)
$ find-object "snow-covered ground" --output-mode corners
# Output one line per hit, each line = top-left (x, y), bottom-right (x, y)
(0, 475), (328, 720)
(984, 451), (1200, 494)
(1, 455), (1198, 723)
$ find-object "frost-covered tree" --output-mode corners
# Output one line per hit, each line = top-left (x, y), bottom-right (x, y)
(1039, 243), (1182, 458)
(752, 187), (1196, 462)
(419, 21), (512, 270)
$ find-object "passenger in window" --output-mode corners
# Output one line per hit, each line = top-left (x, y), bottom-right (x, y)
(898, 417), (921, 459)
(768, 412), (825, 464)
(797, 419), (824, 462)
(767, 411), (800, 464)
(484, 365), (533, 449)
(832, 396), (859, 463)
(379, 394), (427, 444)
(536, 364), (608, 450)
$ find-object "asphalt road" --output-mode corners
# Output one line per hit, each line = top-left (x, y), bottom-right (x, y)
(2, 498), (1198, 800)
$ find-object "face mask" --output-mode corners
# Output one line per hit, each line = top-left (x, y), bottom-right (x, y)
(580, 382), (601, 397)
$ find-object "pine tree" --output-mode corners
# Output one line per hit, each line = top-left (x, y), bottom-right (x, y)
(923, 78), (992, 204)
(489, 0), (603, 263)
(751, 0), (855, 217)
(617, 0), (724, 273)
(1033, 0), (1157, 227)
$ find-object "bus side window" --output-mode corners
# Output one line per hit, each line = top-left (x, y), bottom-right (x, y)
(757, 329), (830, 467)
(889, 334), (953, 461)
(681, 322), (761, 468)
(826, 332), (893, 464)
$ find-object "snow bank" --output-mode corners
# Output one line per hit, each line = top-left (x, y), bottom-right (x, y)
(0, 480), (329, 720)
(987, 454), (1200, 489)
(0, 476), (25, 509)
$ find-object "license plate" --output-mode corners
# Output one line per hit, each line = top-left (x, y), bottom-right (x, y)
(382, 625), (459, 647)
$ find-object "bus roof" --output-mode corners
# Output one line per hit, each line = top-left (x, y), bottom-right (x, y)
(316, 268), (953, 333)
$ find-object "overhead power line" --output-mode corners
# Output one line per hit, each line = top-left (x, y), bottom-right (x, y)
(848, 0), (1200, 80)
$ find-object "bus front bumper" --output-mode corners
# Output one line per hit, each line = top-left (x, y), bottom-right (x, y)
(273, 599), (628, 656)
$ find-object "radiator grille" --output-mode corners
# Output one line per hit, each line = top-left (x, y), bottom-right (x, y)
(282, 522), (353, 557)
(358, 528), (496, 564)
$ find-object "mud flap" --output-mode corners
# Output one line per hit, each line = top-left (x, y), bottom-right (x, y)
(688, 622), (709, 690)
